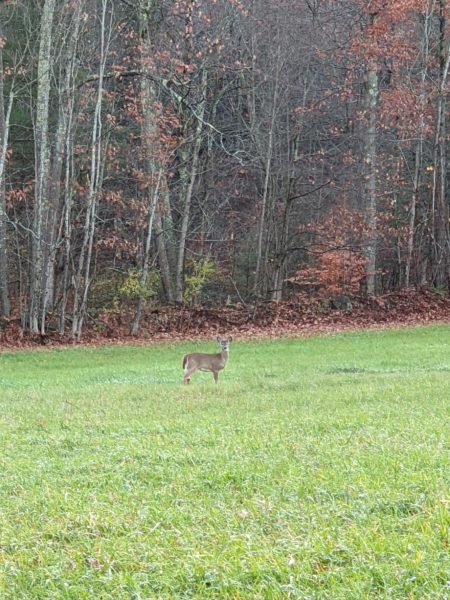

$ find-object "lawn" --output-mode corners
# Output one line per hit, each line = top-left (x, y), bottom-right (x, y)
(0, 326), (449, 599)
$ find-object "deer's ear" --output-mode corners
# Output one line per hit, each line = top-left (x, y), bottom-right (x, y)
(216, 336), (222, 343)
(227, 336), (233, 342)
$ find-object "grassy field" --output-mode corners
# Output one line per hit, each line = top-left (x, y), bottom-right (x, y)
(0, 326), (449, 599)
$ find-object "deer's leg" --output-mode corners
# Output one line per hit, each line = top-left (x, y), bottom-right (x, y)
(213, 371), (219, 383)
(184, 368), (196, 384)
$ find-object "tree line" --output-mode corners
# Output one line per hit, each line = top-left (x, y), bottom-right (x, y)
(0, 0), (449, 337)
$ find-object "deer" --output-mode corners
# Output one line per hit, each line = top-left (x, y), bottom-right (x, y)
(182, 336), (232, 384)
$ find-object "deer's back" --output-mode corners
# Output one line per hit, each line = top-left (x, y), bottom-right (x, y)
(183, 351), (228, 371)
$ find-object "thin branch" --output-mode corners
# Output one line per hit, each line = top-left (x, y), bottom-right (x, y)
(287, 180), (333, 202)
(79, 69), (246, 164)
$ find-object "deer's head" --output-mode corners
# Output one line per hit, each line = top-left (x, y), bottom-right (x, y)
(217, 335), (232, 352)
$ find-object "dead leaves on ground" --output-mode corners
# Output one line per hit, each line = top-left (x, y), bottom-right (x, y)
(1, 289), (450, 350)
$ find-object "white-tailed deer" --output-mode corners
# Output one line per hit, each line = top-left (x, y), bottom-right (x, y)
(182, 336), (232, 384)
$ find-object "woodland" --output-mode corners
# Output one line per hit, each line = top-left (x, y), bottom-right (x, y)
(1, 0), (450, 342)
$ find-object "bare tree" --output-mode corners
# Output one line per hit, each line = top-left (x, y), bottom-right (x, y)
(39, 1), (84, 329)
(0, 18), (13, 317)
(363, 12), (379, 296)
(405, 2), (434, 288)
(72, 0), (112, 340)
(174, 68), (208, 304)
(429, 0), (450, 287)
(28, 0), (57, 333)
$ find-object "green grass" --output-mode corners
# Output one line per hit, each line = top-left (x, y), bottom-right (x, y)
(0, 326), (449, 599)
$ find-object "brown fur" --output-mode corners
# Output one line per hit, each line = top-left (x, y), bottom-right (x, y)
(182, 336), (232, 384)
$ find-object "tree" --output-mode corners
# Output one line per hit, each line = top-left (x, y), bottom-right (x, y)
(363, 12), (379, 296)
(0, 19), (13, 317)
(72, 0), (112, 340)
(28, 0), (57, 333)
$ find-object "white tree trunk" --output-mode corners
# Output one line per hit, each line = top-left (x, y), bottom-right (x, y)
(405, 7), (432, 287)
(254, 66), (279, 297)
(72, 0), (111, 339)
(42, 1), (83, 329)
(363, 57), (378, 296)
(0, 31), (12, 317)
(29, 0), (56, 333)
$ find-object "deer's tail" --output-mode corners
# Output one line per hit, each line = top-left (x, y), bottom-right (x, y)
(182, 355), (188, 370)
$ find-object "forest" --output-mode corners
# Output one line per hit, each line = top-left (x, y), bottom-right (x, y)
(0, 0), (449, 338)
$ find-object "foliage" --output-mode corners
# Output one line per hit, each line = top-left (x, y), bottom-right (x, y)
(118, 268), (160, 306)
(90, 269), (159, 312)
(90, 272), (123, 311)
(2, 288), (450, 349)
(0, 327), (450, 597)
(290, 208), (369, 298)
(183, 258), (216, 306)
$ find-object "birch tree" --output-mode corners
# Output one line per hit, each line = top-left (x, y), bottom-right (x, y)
(363, 12), (379, 296)
(405, 3), (433, 288)
(0, 21), (12, 317)
(28, 0), (56, 333)
(58, 2), (84, 333)
(253, 45), (281, 297)
(42, 1), (84, 328)
(72, 0), (112, 340)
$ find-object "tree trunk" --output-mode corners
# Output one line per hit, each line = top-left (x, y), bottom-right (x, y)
(132, 0), (161, 336)
(41, 1), (83, 329)
(59, 126), (74, 335)
(271, 188), (293, 302)
(0, 29), (12, 317)
(29, 0), (56, 333)
(72, 0), (110, 340)
(154, 205), (174, 303)
(430, 0), (450, 286)
(254, 52), (280, 297)
(131, 170), (162, 336)
(363, 51), (378, 296)
(59, 3), (83, 334)
(174, 68), (208, 303)
(131, 0), (174, 334)
(406, 8), (432, 288)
